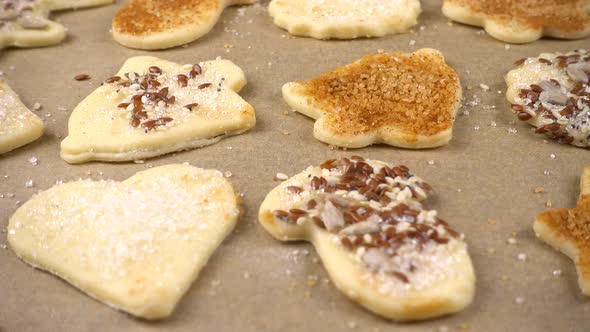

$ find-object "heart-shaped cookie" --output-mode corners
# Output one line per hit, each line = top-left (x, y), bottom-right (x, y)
(442, 0), (590, 44)
(0, 79), (44, 154)
(60, 56), (256, 163)
(268, 0), (421, 40)
(8, 164), (240, 319)
(0, 0), (113, 49)
(258, 157), (475, 321)
(282, 49), (462, 149)
(534, 166), (590, 295)
(112, 0), (259, 50)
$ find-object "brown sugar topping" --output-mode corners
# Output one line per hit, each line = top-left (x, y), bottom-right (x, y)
(568, 197), (590, 241)
(113, 0), (219, 35)
(298, 51), (460, 136)
(448, 0), (590, 31)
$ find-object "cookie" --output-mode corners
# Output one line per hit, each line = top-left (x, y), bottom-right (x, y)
(442, 0), (590, 44)
(505, 49), (590, 148)
(534, 166), (590, 295)
(268, 0), (421, 40)
(8, 164), (240, 319)
(112, 0), (258, 50)
(258, 157), (475, 321)
(60, 56), (255, 163)
(0, 0), (113, 49)
(0, 79), (44, 154)
(282, 49), (462, 149)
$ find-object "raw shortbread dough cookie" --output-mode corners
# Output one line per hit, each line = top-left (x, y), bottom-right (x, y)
(8, 164), (240, 319)
(258, 157), (475, 321)
(112, 0), (259, 50)
(0, 79), (44, 154)
(534, 166), (590, 295)
(60, 56), (256, 163)
(268, 0), (421, 40)
(505, 49), (590, 148)
(442, 0), (590, 44)
(282, 49), (462, 149)
(0, 0), (113, 49)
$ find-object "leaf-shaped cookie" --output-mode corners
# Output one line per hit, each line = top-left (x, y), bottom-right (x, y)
(60, 56), (256, 163)
(0, 0), (113, 49)
(442, 0), (590, 44)
(534, 166), (590, 296)
(259, 157), (475, 321)
(282, 49), (462, 149)
(112, 0), (259, 50)
(268, 0), (421, 39)
(0, 79), (44, 154)
(8, 164), (240, 319)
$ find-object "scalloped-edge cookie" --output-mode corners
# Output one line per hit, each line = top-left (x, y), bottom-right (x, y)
(112, 0), (258, 50)
(259, 156), (475, 321)
(442, 0), (590, 44)
(8, 164), (240, 319)
(268, 0), (421, 40)
(0, 0), (113, 49)
(505, 49), (590, 148)
(0, 79), (44, 154)
(534, 166), (590, 295)
(60, 56), (256, 163)
(282, 49), (462, 149)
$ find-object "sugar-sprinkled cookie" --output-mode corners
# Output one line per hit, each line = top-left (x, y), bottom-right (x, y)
(534, 166), (590, 295)
(8, 164), (240, 319)
(60, 56), (256, 163)
(112, 0), (258, 50)
(0, 79), (44, 154)
(282, 49), (462, 149)
(442, 0), (590, 44)
(268, 0), (421, 40)
(259, 157), (475, 321)
(505, 49), (590, 148)
(0, 0), (113, 49)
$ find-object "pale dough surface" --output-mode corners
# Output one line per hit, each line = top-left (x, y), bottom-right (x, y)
(258, 160), (475, 321)
(282, 49), (462, 149)
(0, 0), (113, 49)
(0, 79), (44, 154)
(8, 164), (240, 320)
(60, 56), (256, 163)
(268, 0), (421, 39)
(442, 0), (590, 44)
(112, 0), (258, 50)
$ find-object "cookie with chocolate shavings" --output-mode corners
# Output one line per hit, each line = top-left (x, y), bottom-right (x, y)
(259, 156), (475, 321)
(60, 56), (255, 163)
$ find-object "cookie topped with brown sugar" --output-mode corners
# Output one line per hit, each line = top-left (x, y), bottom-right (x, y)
(534, 166), (590, 296)
(112, 0), (258, 50)
(443, 0), (590, 43)
(282, 48), (462, 149)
